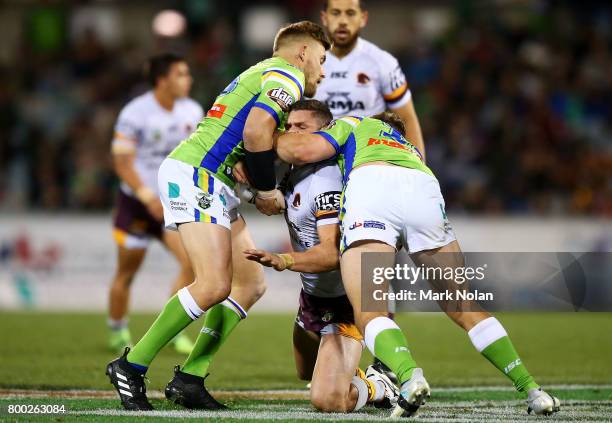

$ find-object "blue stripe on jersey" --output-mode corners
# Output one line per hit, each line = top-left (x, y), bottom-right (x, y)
(314, 131), (340, 154)
(207, 173), (214, 194)
(192, 167), (199, 187)
(342, 133), (357, 184)
(253, 102), (280, 126)
(262, 69), (304, 97)
(194, 208), (201, 222)
(199, 94), (259, 172)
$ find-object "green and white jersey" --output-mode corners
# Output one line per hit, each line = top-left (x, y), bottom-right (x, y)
(169, 57), (305, 188)
(314, 116), (433, 182)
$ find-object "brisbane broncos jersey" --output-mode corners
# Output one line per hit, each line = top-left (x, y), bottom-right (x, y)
(313, 38), (410, 118)
(315, 116), (433, 183)
(169, 57), (305, 188)
(281, 160), (345, 298)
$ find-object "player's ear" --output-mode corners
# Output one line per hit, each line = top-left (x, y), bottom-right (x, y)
(298, 44), (308, 63)
(360, 10), (368, 29)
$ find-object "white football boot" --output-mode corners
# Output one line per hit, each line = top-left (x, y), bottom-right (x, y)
(390, 368), (431, 418)
(365, 364), (399, 409)
(527, 387), (561, 416)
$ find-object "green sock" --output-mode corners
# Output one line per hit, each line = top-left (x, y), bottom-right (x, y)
(366, 318), (418, 385)
(181, 303), (242, 377)
(481, 336), (539, 393)
(127, 294), (196, 367)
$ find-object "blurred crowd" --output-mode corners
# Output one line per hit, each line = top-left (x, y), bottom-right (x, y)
(0, 1), (610, 215)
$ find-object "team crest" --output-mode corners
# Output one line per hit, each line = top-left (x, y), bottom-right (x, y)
(322, 311), (334, 322)
(357, 72), (370, 84)
(292, 193), (301, 209)
(196, 193), (213, 209)
(267, 88), (293, 111)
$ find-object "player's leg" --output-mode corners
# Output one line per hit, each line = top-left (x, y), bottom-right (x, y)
(292, 323), (320, 381)
(161, 229), (196, 354)
(108, 243), (146, 352)
(166, 215), (265, 409)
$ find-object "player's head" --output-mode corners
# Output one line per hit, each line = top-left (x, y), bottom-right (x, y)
(321, 0), (368, 49)
(286, 100), (333, 133)
(273, 21), (331, 98)
(372, 111), (406, 136)
(146, 53), (193, 98)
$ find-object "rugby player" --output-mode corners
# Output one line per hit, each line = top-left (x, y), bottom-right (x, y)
(106, 21), (330, 411)
(316, 0), (425, 158)
(243, 100), (398, 412)
(274, 113), (561, 417)
(108, 53), (202, 354)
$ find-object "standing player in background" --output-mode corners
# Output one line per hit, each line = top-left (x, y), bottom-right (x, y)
(316, 0), (425, 159)
(106, 22), (330, 411)
(108, 53), (202, 354)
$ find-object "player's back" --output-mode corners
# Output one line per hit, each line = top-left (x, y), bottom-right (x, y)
(113, 91), (203, 196)
(169, 57), (305, 188)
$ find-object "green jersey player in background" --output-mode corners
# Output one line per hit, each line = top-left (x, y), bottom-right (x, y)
(275, 113), (561, 418)
(106, 21), (331, 411)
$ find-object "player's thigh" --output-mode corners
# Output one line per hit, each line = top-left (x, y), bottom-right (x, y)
(292, 323), (320, 381)
(340, 241), (395, 330)
(161, 229), (192, 270)
(310, 333), (362, 402)
(115, 245), (147, 280)
(178, 221), (232, 294)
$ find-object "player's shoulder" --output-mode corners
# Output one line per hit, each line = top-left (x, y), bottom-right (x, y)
(332, 115), (364, 128)
(261, 57), (305, 82)
(312, 159), (342, 180)
(358, 38), (400, 68)
(118, 91), (154, 120)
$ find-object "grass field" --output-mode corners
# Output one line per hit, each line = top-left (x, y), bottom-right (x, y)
(0, 312), (611, 421)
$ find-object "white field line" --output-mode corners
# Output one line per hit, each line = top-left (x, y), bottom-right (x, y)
(1, 385), (611, 400)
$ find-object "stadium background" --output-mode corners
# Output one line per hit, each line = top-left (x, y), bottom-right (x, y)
(0, 0), (611, 421)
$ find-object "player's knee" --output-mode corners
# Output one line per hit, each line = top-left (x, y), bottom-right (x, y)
(311, 388), (349, 412)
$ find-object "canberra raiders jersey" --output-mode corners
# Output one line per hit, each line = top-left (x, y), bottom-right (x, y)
(281, 160), (345, 298)
(112, 91), (203, 196)
(169, 57), (305, 188)
(315, 116), (433, 183)
(313, 38), (411, 118)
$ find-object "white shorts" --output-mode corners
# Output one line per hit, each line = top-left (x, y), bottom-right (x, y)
(340, 165), (456, 254)
(158, 158), (240, 231)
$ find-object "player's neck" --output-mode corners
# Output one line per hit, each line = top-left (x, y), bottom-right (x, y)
(153, 88), (175, 112)
(331, 38), (358, 59)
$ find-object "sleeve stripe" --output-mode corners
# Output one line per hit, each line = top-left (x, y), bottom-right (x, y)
(262, 73), (301, 99)
(383, 82), (409, 102)
(339, 116), (362, 127)
(263, 69), (304, 97)
(316, 218), (340, 226)
(315, 210), (339, 219)
(253, 102), (281, 126)
(314, 131), (340, 153)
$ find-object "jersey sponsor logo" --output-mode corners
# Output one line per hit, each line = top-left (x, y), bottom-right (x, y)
(168, 182), (180, 199)
(349, 220), (386, 230)
(221, 76), (239, 95)
(207, 103), (226, 119)
(314, 191), (341, 211)
(357, 72), (370, 84)
(266, 87), (294, 111)
(324, 92), (365, 113)
(331, 71), (348, 78)
(292, 193), (301, 209)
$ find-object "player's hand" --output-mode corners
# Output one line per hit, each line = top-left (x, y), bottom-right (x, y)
(146, 198), (164, 222)
(255, 189), (286, 216)
(232, 160), (250, 185)
(243, 249), (293, 271)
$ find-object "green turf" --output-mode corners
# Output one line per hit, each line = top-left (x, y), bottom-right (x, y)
(0, 312), (611, 392)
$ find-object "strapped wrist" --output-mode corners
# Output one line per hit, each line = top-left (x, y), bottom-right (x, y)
(277, 253), (295, 270)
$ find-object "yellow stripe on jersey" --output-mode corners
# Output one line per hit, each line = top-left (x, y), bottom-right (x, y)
(262, 72), (301, 100)
(339, 116), (362, 127)
(383, 82), (409, 102)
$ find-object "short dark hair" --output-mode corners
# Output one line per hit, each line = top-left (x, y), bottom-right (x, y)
(323, 0), (366, 11)
(289, 99), (333, 127)
(372, 111), (406, 136)
(145, 53), (185, 86)
(273, 21), (331, 52)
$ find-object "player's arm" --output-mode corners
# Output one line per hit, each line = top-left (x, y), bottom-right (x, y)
(244, 224), (340, 273)
(275, 132), (336, 165)
(390, 100), (425, 162)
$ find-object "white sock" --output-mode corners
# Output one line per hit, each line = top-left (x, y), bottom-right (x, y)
(364, 316), (401, 356)
(177, 287), (205, 320)
(221, 296), (248, 319)
(350, 376), (369, 411)
(468, 317), (507, 352)
(107, 318), (128, 331)
(367, 378), (386, 402)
